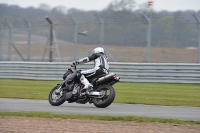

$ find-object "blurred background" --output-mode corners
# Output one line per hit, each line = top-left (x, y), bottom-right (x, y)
(0, 0), (200, 63)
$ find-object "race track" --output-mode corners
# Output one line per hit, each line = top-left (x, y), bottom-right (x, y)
(0, 98), (200, 121)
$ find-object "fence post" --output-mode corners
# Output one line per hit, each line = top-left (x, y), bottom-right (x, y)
(95, 14), (116, 62)
(52, 30), (61, 62)
(24, 19), (32, 61)
(6, 21), (12, 61)
(142, 13), (152, 63)
(193, 14), (200, 63)
(45, 17), (53, 62)
(69, 16), (78, 60)
(0, 24), (3, 61)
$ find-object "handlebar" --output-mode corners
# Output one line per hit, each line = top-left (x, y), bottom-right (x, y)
(70, 65), (76, 72)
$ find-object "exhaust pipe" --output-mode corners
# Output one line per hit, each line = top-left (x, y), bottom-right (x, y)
(96, 73), (116, 84)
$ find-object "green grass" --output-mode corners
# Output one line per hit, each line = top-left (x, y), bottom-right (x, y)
(0, 79), (200, 106)
(0, 112), (199, 125)
(114, 82), (200, 106)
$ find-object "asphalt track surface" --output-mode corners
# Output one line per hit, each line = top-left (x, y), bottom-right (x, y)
(0, 98), (200, 121)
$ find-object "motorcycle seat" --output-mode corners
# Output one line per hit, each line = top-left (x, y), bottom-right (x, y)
(88, 74), (107, 85)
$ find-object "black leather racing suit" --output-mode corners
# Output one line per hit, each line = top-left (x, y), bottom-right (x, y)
(79, 52), (109, 79)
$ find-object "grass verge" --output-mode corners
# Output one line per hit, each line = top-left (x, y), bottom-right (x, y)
(0, 79), (200, 106)
(0, 112), (199, 125)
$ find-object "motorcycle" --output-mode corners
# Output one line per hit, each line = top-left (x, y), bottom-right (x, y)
(48, 66), (120, 108)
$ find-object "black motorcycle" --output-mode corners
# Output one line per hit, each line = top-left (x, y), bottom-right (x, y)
(48, 66), (120, 108)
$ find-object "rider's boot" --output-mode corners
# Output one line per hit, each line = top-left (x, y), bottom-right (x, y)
(80, 75), (93, 92)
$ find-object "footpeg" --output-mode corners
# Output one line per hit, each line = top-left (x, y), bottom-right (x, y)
(89, 98), (93, 104)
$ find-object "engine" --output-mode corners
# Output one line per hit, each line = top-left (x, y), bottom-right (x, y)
(72, 83), (81, 96)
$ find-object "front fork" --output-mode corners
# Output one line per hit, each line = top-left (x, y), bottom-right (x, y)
(55, 84), (62, 95)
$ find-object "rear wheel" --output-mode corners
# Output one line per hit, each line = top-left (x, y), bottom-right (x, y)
(48, 85), (66, 106)
(92, 85), (115, 108)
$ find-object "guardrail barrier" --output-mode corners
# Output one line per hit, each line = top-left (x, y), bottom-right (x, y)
(0, 62), (200, 84)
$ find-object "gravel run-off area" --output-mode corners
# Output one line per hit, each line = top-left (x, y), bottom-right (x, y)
(0, 116), (200, 133)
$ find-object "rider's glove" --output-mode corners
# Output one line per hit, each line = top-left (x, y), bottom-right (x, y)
(71, 60), (79, 67)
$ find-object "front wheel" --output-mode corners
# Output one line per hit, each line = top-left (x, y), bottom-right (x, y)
(92, 85), (115, 108)
(48, 85), (66, 106)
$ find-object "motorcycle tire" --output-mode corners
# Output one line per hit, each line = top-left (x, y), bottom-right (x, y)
(48, 85), (66, 106)
(92, 85), (115, 108)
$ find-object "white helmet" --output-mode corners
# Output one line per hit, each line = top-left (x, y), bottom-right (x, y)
(93, 47), (104, 53)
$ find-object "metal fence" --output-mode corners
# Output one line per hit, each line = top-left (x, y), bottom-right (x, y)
(0, 62), (200, 84)
(0, 13), (200, 63)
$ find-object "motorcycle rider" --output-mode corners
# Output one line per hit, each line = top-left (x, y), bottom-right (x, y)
(71, 47), (109, 91)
